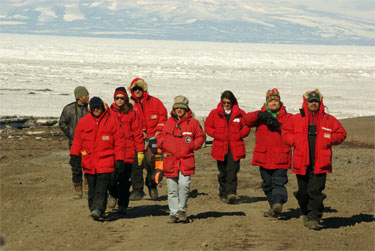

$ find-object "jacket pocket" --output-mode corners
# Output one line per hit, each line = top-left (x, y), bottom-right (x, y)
(271, 148), (290, 165)
(162, 155), (175, 175)
(253, 145), (267, 164)
(292, 150), (304, 170)
(98, 150), (115, 169)
(232, 141), (246, 158)
(182, 155), (195, 172)
(318, 149), (332, 170)
(212, 140), (225, 158)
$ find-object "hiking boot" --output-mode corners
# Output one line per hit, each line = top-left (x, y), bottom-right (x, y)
(227, 194), (237, 204)
(129, 191), (145, 201)
(263, 208), (274, 217)
(107, 194), (117, 209)
(272, 203), (282, 218)
(178, 211), (188, 223)
(90, 209), (102, 220)
(303, 215), (310, 227)
(308, 219), (323, 230)
(168, 215), (177, 223)
(117, 206), (127, 215)
(73, 182), (83, 199)
(149, 187), (158, 200)
(219, 195), (227, 203)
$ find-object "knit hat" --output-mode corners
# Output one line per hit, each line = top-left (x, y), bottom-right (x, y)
(74, 86), (89, 99)
(129, 78), (148, 91)
(114, 87), (128, 100)
(266, 88), (280, 102)
(89, 97), (104, 110)
(173, 95), (189, 110)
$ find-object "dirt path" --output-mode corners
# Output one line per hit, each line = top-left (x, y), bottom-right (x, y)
(0, 117), (374, 250)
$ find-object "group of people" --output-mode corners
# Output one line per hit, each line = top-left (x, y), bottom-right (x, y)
(59, 78), (347, 230)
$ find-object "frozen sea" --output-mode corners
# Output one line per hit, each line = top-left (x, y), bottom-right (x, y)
(0, 34), (374, 119)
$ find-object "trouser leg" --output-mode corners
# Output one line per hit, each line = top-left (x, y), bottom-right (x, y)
(226, 150), (239, 195)
(178, 172), (191, 212)
(131, 154), (144, 193)
(71, 156), (83, 184)
(167, 177), (179, 216)
(144, 157), (157, 190)
(307, 173), (327, 220)
(259, 167), (273, 207)
(117, 163), (132, 209)
(295, 173), (310, 215)
(86, 174), (96, 211)
(217, 159), (227, 198)
(87, 173), (111, 213)
(271, 168), (288, 206)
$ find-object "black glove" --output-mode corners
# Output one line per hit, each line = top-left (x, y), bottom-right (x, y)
(69, 155), (80, 168)
(258, 111), (281, 130)
(257, 111), (274, 121)
(114, 160), (124, 180)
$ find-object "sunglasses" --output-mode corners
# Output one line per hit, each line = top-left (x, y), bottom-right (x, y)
(115, 96), (125, 100)
(132, 86), (143, 91)
(222, 101), (231, 105)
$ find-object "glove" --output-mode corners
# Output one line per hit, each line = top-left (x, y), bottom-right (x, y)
(137, 151), (145, 166)
(257, 111), (274, 121)
(114, 160), (124, 180)
(69, 155), (80, 168)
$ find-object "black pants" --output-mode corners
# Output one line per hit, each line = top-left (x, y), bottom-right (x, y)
(131, 150), (157, 193)
(217, 150), (240, 197)
(259, 167), (288, 208)
(295, 167), (327, 220)
(69, 144), (83, 184)
(86, 173), (111, 213)
(109, 163), (132, 208)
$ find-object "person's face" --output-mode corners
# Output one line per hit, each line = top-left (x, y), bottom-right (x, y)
(222, 98), (232, 110)
(115, 94), (125, 107)
(175, 108), (186, 118)
(92, 107), (103, 117)
(79, 94), (90, 104)
(132, 86), (144, 99)
(267, 99), (281, 113)
(307, 100), (320, 112)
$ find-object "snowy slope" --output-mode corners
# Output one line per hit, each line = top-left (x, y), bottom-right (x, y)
(0, 0), (374, 45)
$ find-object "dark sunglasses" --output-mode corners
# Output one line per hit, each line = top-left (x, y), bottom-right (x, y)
(222, 101), (231, 105)
(132, 86), (143, 91)
(115, 96), (125, 100)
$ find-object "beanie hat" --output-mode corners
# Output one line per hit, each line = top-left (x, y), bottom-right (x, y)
(173, 95), (189, 110)
(129, 78), (148, 91)
(266, 88), (280, 102)
(114, 87), (128, 100)
(89, 97), (104, 110)
(74, 86), (89, 99)
(306, 90), (322, 103)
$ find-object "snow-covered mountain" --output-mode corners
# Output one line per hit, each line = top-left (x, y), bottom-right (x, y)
(0, 0), (374, 45)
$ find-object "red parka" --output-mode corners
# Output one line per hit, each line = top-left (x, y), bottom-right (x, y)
(282, 94), (347, 175)
(204, 103), (250, 161)
(70, 107), (125, 175)
(157, 110), (205, 178)
(130, 91), (168, 138)
(109, 103), (144, 163)
(244, 105), (292, 169)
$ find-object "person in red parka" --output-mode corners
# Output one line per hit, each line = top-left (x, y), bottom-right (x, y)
(70, 97), (125, 220)
(157, 96), (205, 223)
(204, 90), (250, 204)
(244, 88), (292, 218)
(128, 78), (168, 201)
(108, 87), (145, 214)
(282, 89), (347, 230)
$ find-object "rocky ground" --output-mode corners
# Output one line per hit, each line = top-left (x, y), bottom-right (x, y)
(0, 116), (374, 250)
